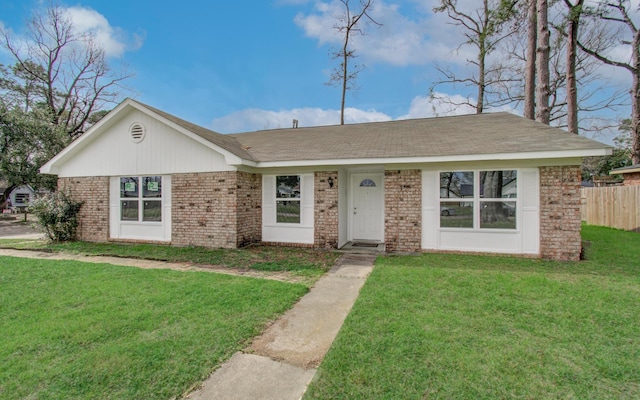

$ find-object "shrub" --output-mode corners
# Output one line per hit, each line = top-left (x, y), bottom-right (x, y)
(29, 191), (83, 242)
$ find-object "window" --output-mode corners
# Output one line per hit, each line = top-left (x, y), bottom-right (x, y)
(359, 178), (376, 187)
(120, 176), (162, 222)
(439, 170), (517, 230)
(276, 175), (300, 223)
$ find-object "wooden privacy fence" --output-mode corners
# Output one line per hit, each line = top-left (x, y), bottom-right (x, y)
(581, 186), (640, 232)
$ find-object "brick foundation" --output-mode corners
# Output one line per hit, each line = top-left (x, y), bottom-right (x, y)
(314, 171), (339, 248)
(539, 166), (582, 261)
(58, 177), (110, 242)
(172, 171), (261, 248)
(384, 170), (421, 252)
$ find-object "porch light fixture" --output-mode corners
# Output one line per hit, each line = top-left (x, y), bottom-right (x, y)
(328, 176), (334, 188)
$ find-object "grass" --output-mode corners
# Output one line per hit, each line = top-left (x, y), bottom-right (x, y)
(305, 225), (640, 399)
(0, 256), (308, 399)
(0, 240), (340, 282)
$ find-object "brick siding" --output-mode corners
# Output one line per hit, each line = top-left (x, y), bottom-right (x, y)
(384, 169), (422, 252)
(236, 171), (262, 246)
(58, 177), (109, 242)
(539, 165), (582, 261)
(314, 171), (339, 248)
(622, 171), (640, 186)
(172, 171), (261, 248)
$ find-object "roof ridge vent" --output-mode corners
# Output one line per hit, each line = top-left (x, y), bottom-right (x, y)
(130, 122), (146, 143)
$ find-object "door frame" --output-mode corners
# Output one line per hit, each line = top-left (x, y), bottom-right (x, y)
(348, 172), (385, 242)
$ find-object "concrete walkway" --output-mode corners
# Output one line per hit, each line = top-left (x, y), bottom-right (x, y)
(185, 253), (375, 400)
(0, 239), (376, 399)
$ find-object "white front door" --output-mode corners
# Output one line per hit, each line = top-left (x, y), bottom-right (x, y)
(350, 173), (384, 242)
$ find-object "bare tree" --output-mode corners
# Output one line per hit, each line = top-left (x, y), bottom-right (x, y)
(431, 0), (519, 114)
(577, 0), (640, 163)
(327, 0), (380, 125)
(0, 4), (131, 140)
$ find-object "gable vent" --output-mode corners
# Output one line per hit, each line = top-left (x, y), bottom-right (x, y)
(130, 123), (146, 143)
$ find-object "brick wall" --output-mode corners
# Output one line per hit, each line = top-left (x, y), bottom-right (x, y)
(314, 171), (339, 248)
(236, 171), (262, 246)
(539, 165), (582, 261)
(58, 176), (109, 242)
(622, 171), (640, 186)
(384, 170), (421, 252)
(172, 171), (261, 248)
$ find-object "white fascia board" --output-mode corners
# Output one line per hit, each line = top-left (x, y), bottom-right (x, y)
(252, 148), (612, 169)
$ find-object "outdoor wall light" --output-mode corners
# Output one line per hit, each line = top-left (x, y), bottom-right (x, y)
(328, 176), (334, 188)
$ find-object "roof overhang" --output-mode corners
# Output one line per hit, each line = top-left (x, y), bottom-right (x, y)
(610, 164), (640, 175)
(247, 148), (612, 169)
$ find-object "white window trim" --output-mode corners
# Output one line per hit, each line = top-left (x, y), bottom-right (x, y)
(275, 175), (302, 225)
(439, 169), (519, 232)
(119, 176), (164, 225)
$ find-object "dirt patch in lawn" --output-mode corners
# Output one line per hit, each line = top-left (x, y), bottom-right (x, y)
(0, 248), (312, 284)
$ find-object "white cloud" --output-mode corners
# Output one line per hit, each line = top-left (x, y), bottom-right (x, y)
(293, 0), (472, 66)
(398, 92), (516, 120)
(211, 107), (390, 133)
(65, 6), (144, 58)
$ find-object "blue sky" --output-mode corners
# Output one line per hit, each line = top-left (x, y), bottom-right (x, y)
(0, 0), (633, 139)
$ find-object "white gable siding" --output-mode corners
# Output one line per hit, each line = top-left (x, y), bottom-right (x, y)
(55, 109), (234, 178)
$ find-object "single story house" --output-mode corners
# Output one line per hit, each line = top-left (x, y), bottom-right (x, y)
(40, 99), (611, 261)
(0, 184), (36, 211)
(610, 164), (640, 186)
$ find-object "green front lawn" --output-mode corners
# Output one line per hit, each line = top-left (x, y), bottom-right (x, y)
(0, 257), (308, 399)
(0, 241), (340, 282)
(305, 225), (640, 399)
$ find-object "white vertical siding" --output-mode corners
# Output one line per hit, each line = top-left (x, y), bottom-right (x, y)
(262, 173), (314, 244)
(422, 167), (540, 255)
(109, 175), (172, 242)
(56, 109), (234, 177)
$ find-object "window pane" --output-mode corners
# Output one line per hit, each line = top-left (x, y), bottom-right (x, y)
(359, 179), (376, 187)
(276, 200), (300, 223)
(276, 176), (300, 199)
(120, 177), (139, 198)
(480, 201), (516, 229)
(142, 176), (162, 198)
(121, 200), (138, 221)
(440, 172), (474, 198)
(143, 200), (162, 222)
(440, 201), (474, 228)
(480, 170), (517, 199)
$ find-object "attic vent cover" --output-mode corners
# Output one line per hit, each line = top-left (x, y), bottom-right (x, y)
(130, 123), (146, 143)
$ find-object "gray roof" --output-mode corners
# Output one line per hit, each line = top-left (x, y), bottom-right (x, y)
(134, 100), (608, 163)
(230, 113), (608, 162)
(138, 101), (257, 161)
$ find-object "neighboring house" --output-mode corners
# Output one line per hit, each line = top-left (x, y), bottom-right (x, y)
(0, 185), (36, 211)
(40, 99), (611, 261)
(610, 164), (640, 186)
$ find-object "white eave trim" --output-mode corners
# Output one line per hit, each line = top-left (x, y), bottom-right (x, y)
(248, 148), (612, 168)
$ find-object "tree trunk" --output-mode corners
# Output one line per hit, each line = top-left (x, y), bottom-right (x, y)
(632, 59), (640, 165)
(535, 0), (550, 124)
(565, 0), (583, 134)
(524, 0), (537, 120)
(340, 27), (350, 126)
